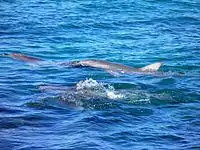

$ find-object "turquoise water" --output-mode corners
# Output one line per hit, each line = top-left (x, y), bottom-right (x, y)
(0, 0), (200, 149)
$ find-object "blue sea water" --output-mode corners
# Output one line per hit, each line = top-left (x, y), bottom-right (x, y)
(0, 0), (200, 149)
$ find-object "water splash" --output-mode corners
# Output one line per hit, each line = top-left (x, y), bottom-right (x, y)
(75, 78), (124, 100)
(34, 78), (154, 110)
(33, 78), (186, 110)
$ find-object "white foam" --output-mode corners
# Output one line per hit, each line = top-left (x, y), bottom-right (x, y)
(76, 78), (100, 90)
(106, 91), (124, 99)
(75, 78), (124, 100)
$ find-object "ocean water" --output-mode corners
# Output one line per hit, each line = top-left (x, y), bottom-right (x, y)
(0, 0), (200, 149)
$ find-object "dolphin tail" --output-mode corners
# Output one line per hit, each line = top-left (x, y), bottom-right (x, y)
(139, 62), (163, 72)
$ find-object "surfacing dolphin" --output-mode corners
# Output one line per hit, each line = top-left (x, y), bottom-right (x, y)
(70, 60), (162, 75)
(1, 53), (162, 75)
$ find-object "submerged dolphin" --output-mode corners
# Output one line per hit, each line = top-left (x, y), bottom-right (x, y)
(1, 53), (162, 75)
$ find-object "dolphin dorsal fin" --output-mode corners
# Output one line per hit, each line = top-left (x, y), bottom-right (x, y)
(139, 62), (162, 72)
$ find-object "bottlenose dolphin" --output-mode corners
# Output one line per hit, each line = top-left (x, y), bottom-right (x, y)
(70, 60), (162, 75)
(1, 53), (162, 75)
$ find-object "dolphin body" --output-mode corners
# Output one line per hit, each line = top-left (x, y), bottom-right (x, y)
(2, 53), (162, 75)
(69, 60), (162, 75)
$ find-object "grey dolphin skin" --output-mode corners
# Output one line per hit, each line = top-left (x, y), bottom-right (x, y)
(1, 53), (162, 75)
(70, 60), (162, 74)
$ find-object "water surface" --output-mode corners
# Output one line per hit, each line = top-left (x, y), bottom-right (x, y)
(0, 0), (200, 149)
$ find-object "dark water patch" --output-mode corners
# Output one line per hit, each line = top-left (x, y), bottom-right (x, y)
(27, 96), (118, 111)
(25, 99), (69, 111)
(121, 106), (154, 117)
(149, 90), (199, 105)
(156, 77), (176, 85)
(105, 131), (137, 145)
(188, 146), (200, 150)
(158, 134), (185, 142)
(0, 0), (16, 3)
(0, 118), (25, 129)
(0, 139), (23, 150)
(81, 115), (123, 126)
(0, 113), (56, 129)
(110, 82), (138, 89)
(0, 106), (25, 114)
